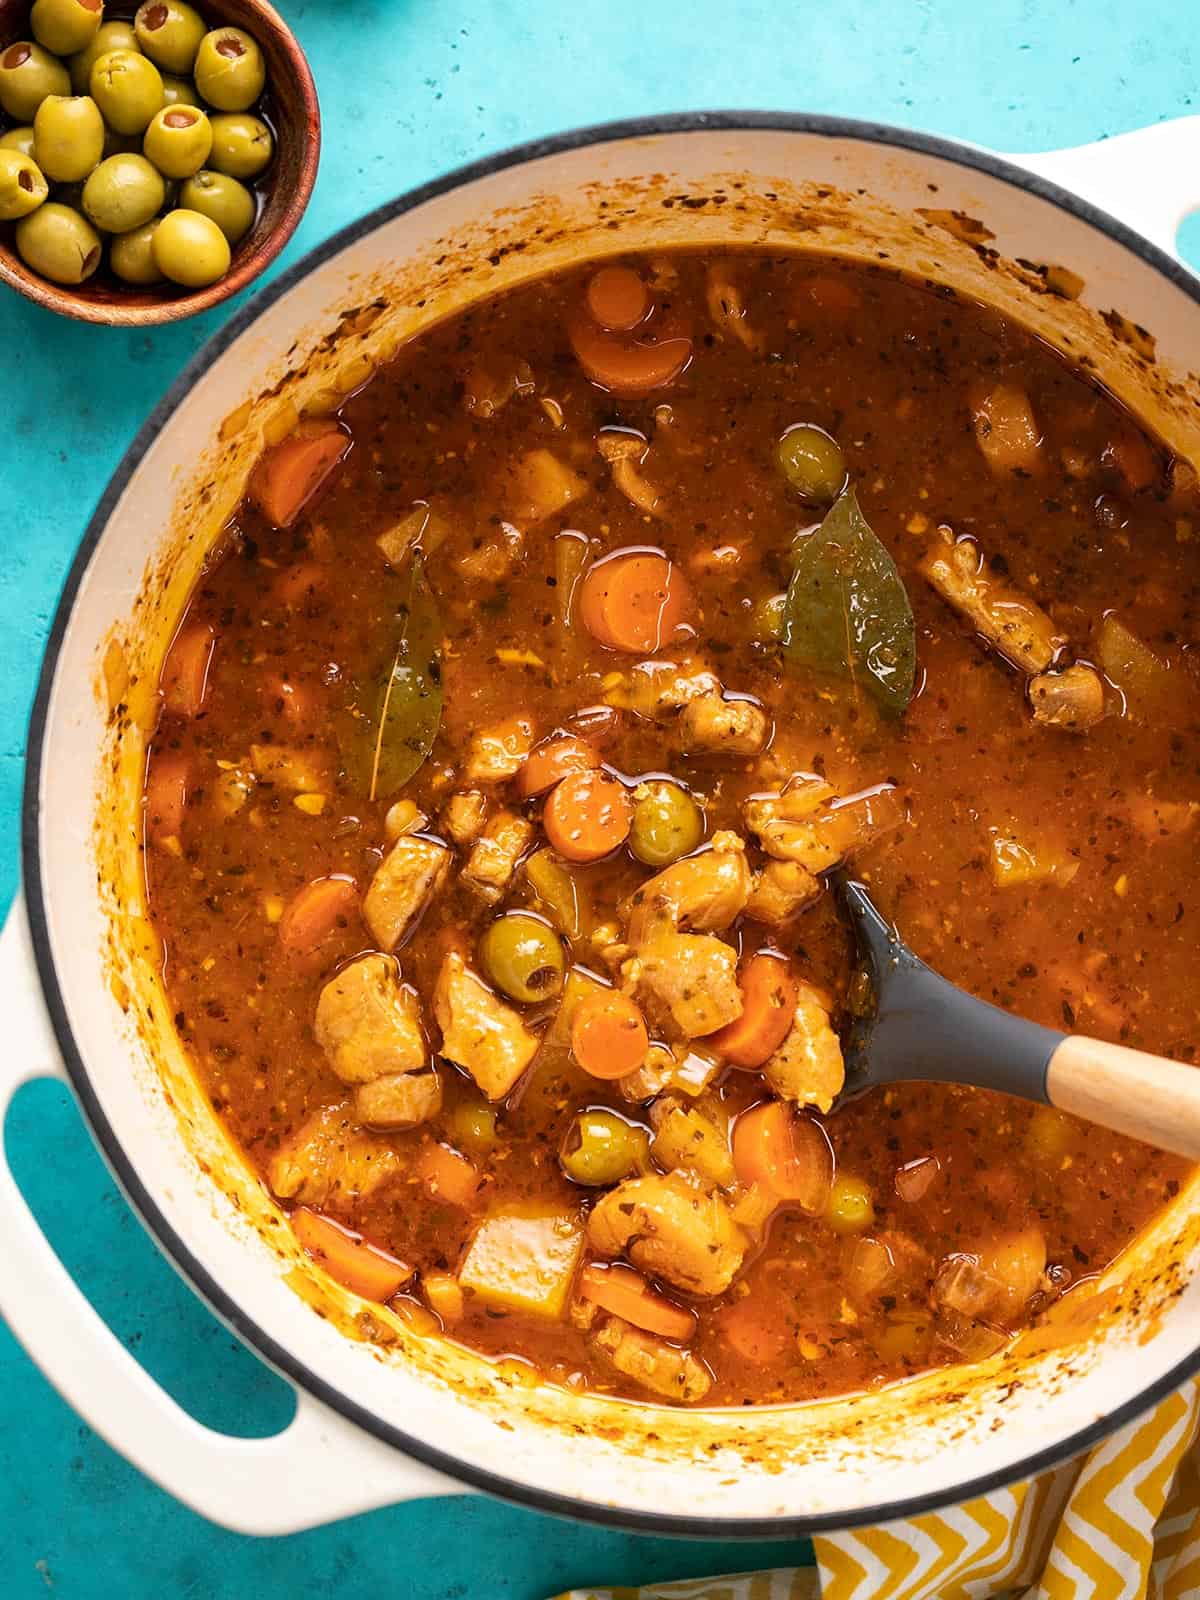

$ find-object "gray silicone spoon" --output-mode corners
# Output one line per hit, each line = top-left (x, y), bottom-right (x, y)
(833, 873), (1200, 1161)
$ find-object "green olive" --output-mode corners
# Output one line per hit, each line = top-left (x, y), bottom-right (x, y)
(16, 200), (102, 283)
(750, 590), (787, 644)
(478, 912), (566, 1004)
(826, 1174), (876, 1235)
(68, 20), (141, 93)
(0, 125), (36, 159)
(0, 41), (71, 122)
(444, 1100), (498, 1156)
(90, 49), (164, 135)
(110, 218), (164, 284)
(0, 148), (49, 220)
(151, 205), (230, 286)
(775, 423), (848, 507)
(207, 110), (272, 179)
(33, 94), (104, 183)
(630, 780), (704, 867)
(178, 167), (254, 243)
(560, 1110), (651, 1187)
(143, 103), (211, 178)
(30, 0), (102, 58)
(134, 1), (207, 74)
(193, 26), (265, 112)
(82, 153), (165, 232)
(160, 73), (201, 109)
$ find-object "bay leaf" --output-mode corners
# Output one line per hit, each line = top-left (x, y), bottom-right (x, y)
(357, 556), (444, 799)
(781, 487), (915, 716)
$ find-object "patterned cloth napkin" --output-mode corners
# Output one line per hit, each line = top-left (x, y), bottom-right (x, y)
(554, 1378), (1200, 1600)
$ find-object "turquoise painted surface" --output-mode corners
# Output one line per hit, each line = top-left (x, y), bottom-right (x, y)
(2, 1), (1198, 1593)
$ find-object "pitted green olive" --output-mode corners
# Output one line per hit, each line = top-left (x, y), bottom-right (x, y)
(478, 912), (566, 1004)
(16, 199), (102, 283)
(151, 205), (230, 285)
(775, 423), (848, 507)
(193, 26), (265, 111)
(82, 152), (165, 232)
(30, 0), (102, 58)
(110, 218), (164, 284)
(69, 20), (140, 93)
(134, 2), (207, 74)
(90, 48), (164, 135)
(143, 104), (211, 178)
(0, 125), (36, 159)
(207, 110), (272, 178)
(178, 168), (254, 242)
(560, 1110), (651, 1186)
(0, 148), (49, 220)
(629, 780), (704, 867)
(32, 93), (104, 183)
(0, 40), (71, 121)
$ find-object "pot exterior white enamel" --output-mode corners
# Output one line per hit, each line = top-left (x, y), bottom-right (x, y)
(6, 114), (1200, 1537)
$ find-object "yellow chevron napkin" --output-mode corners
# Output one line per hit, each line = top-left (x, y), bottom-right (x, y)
(554, 1378), (1200, 1600)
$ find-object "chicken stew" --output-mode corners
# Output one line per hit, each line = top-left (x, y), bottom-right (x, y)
(143, 250), (1196, 1406)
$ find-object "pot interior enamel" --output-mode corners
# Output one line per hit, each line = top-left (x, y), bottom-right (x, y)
(31, 119), (1200, 1530)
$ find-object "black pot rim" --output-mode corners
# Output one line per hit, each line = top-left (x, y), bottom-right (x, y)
(22, 109), (1200, 1540)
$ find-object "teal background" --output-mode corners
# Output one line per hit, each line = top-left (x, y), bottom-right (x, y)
(2, 1), (1198, 1594)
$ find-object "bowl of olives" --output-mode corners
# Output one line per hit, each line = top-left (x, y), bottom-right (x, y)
(0, 0), (318, 323)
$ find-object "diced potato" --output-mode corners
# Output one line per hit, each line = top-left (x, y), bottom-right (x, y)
(508, 449), (589, 524)
(989, 831), (1080, 888)
(249, 742), (326, 793)
(969, 382), (1042, 476)
(457, 1208), (584, 1319)
(1096, 615), (1180, 721)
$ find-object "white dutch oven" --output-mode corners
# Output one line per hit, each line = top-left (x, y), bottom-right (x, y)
(4, 114), (1200, 1538)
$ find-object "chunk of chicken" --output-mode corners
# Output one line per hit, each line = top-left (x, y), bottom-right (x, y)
(627, 933), (742, 1039)
(363, 834), (451, 951)
(314, 953), (426, 1085)
(442, 790), (487, 847)
(463, 716), (535, 784)
(587, 1171), (746, 1296)
(592, 1315), (712, 1403)
(455, 522), (524, 582)
(463, 359), (534, 419)
(433, 950), (540, 1100)
(705, 263), (761, 352)
(969, 382), (1042, 476)
(355, 1068), (443, 1130)
(745, 785), (905, 873)
(679, 692), (769, 757)
(1029, 664), (1105, 731)
(460, 810), (534, 904)
(603, 658), (720, 719)
(745, 860), (821, 926)
(623, 832), (750, 945)
(932, 1226), (1047, 1328)
(920, 528), (1065, 673)
(268, 1103), (403, 1207)
(763, 980), (845, 1113)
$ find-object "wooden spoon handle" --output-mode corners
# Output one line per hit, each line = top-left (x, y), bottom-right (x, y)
(1047, 1035), (1200, 1160)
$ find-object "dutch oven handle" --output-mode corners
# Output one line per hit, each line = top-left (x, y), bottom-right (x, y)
(1012, 117), (1200, 259)
(0, 896), (463, 1535)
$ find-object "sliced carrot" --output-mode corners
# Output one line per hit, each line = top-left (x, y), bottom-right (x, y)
(717, 1293), (791, 1363)
(579, 1262), (697, 1341)
(423, 1270), (466, 1322)
(145, 752), (189, 847)
(732, 1101), (833, 1214)
(250, 419), (350, 529)
(417, 1142), (482, 1209)
(161, 623), (215, 719)
(517, 734), (601, 798)
(710, 953), (799, 1068)
(291, 1207), (412, 1301)
(585, 266), (651, 332)
(543, 769), (632, 861)
(570, 989), (649, 1080)
(567, 315), (692, 395)
(277, 874), (358, 954)
(578, 552), (695, 655)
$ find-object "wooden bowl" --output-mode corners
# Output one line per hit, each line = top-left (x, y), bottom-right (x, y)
(0, 0), (319, 324)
